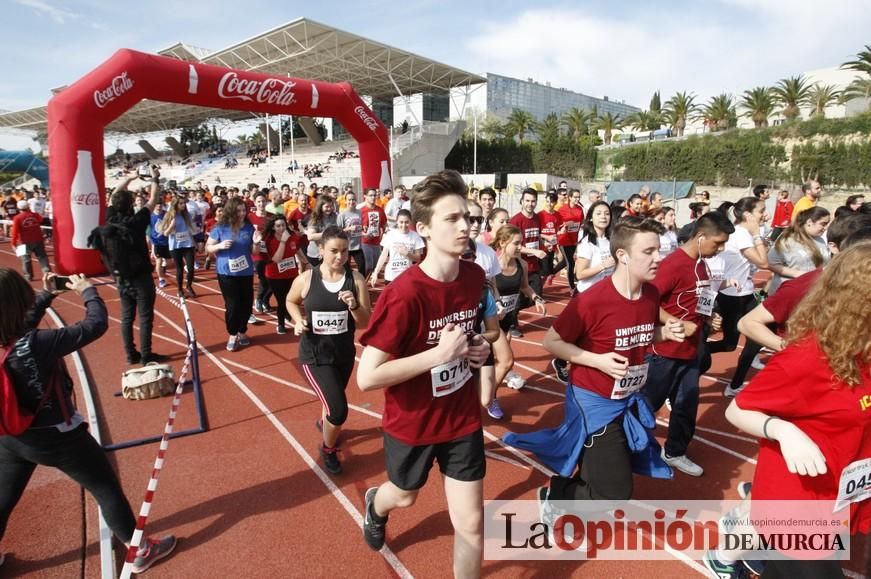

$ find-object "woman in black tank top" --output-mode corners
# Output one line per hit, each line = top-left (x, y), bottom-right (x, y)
(287, 226), (371, 474)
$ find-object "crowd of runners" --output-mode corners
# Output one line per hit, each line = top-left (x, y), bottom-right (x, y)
(1, 169), (869, 578)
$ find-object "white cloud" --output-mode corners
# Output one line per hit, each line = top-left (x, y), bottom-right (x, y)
(15, 0), (79, 24)
(465, 3), (871, 110)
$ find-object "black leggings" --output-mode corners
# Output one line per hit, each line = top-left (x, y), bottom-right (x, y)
(707, 293), (762, 388)
(302, 359), (355, 427)
(217, 274), (254, 335)
(555, 245), (577, 288)
(171, 246), (195, 290)
(255, 260), (274, 307)
(548, 418), (633, 501)
(0, 423), (136, 543)
(268, 277), (292, 328)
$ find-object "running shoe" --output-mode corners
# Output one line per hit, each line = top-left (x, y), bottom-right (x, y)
(131, 535), (177, 574)
(723, 384), (746, 398)
(126, 351), (142, 365)
(487, 398), (505, 420)
(193, 261), (201, 271)
(237, 333), (251, 347)
(363, 487), (388, 551)
(736, 481), (752, 500)
(508, 326), (523, 338)
(248, 314), (258, 325)
(661, 449), (704, 477)
(226, 335), (238, 352)
(320, 444), (342, 475)
(255, 300), (266, 314)
(276, 325), (287, 335)
(158, 278), (167, 289)
(750, 355), (766, 371)
(141, 352), (169, 365)
(665, 398), (673, 412)
(536, 486), (564, 545)
(703, 550), (743, 579)
(552, 359), (569, 385)
(505, 371), (526, 390)
(742, 559), (765, 576)
(185, 287), (196, 298)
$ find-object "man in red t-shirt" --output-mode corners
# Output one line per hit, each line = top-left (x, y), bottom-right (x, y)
(644, 212), (734, 477)
(11, 200), (51, 280)
(357, 170), (491, 576)
(536, 217), (684, 508)
(360, 188), (387, 280)
(509, 189), (546, 331)
(538, 192), (565, 287)
(554, 188), (584, 290)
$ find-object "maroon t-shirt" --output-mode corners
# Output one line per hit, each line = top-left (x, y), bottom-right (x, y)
(764, 268), (823, 325)
(264, 234), (302, 279)
(361, 205), (387, 246)
(359, 261), (485, 445)
(553, 278), (659, 398)
(247, 212), (268, 262)
(538, 209), (563, 252)
(649, 248), (711, 360)
(509, 212), (541, 273)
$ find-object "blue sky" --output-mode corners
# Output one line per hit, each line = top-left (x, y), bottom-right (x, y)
(2, 0), (870, 151)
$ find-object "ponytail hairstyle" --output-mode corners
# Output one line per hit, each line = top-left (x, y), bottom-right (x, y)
(775, 205), (830, 267)
(732, 196), (763, 224)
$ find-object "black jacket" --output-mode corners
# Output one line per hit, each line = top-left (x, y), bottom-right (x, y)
(3, 287), (108, 428)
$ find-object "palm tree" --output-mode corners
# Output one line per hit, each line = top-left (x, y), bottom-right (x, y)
(561, 107), (596, 139)
(505, 109), (536, 144)
(663, 91), (697, 137)
(700, 94), (737, 132)
(807, 84), (841, 118)
(741, 86), (776, 128)
(593, 112), (622, 145)
(841, 44), (871, 76)
(479, 114), (506, 141)
(772, 75), (812, 121)
(537, 113), (562, 143)
(624, 110), (654, 133)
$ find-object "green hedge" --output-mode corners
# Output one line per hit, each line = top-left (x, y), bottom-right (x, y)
(445, 136), (598, 178)
(789, 140), (871, 187)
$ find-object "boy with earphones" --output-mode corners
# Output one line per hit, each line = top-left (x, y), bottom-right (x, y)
(505, 216), (687, 517)
(643, 212), (735, 477)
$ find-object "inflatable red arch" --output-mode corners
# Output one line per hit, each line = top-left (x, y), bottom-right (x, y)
(48, 48), (391, 275)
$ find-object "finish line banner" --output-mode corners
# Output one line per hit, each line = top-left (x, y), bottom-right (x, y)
(484, 499), (851, 561)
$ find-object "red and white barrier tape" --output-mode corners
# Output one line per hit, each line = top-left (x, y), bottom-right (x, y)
(118, 341), (193, 579)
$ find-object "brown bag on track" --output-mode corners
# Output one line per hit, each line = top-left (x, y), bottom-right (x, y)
(121, 363), (175, 400)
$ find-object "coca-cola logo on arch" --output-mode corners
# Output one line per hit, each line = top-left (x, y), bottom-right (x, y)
(71, 192), (100, 206)
(94, 72), (134, 109)
(217, 72), (297, 106)
(354, 106), (379, 131)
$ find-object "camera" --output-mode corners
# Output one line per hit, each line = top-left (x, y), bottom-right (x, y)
(53, 275), (72, 291)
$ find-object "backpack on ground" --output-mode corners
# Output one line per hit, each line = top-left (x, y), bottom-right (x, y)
(87, 221), (151, 279)
(0, 346), (61, 436)
(121, 363), (176, 400)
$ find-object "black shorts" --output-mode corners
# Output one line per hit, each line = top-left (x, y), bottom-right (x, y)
(384, 429), (485, 491)
(152, 244), (170, 259)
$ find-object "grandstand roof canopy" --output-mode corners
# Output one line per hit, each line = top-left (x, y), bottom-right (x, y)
(0, 17), (485, 136)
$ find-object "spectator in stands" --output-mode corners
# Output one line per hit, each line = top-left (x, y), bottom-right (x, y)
(11, 200), (51, 281)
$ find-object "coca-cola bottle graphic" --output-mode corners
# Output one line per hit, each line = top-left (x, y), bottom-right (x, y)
(378, 160), (392, 192)
(70, 150), (100, 249)
(188, 65), (199, 94)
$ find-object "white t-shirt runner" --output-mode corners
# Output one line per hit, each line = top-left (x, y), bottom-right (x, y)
(576, 235), (613, 293)
(380, 229), (425, 281)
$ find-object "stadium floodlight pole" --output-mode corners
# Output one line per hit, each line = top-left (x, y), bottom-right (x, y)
(279, 114), (283, 158)
(473, 110), (478, 178)
(290, 115), (295, 167)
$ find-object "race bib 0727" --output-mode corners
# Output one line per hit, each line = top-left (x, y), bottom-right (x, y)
(611, 363), (649, 400)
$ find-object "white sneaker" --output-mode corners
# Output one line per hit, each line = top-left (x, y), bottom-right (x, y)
(723, 384), (745, 398)
(248, 314), (258, 324)
(505, 371), (526, 390)
(750, 355), (766, 370)
(661, 449), (704, 477)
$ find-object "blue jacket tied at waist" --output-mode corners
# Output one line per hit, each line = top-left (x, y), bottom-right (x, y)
(503, 384), (673, 479)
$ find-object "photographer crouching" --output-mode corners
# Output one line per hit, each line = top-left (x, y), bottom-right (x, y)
(0, 269), (176, 573)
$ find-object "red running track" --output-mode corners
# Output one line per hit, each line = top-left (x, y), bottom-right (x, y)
(1, 242), (867, 578)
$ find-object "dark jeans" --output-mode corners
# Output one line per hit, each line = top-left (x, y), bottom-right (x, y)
(19, 242), (51, 279)
(118, 273), (156, 358)
(0, 423), (136, 543)
(707, 293), (762, 389)
(255, 260), (274, 308)
(761, 558), (844, 578)
(643, 353), (700, 457)
(268, 277), (292, 328)
(171, 246), (195, 290)
(548, 418), (633, 501)
(217, 274), (254, 335)
(555, 245), (577, 288)
(349, 248), (367, 277)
